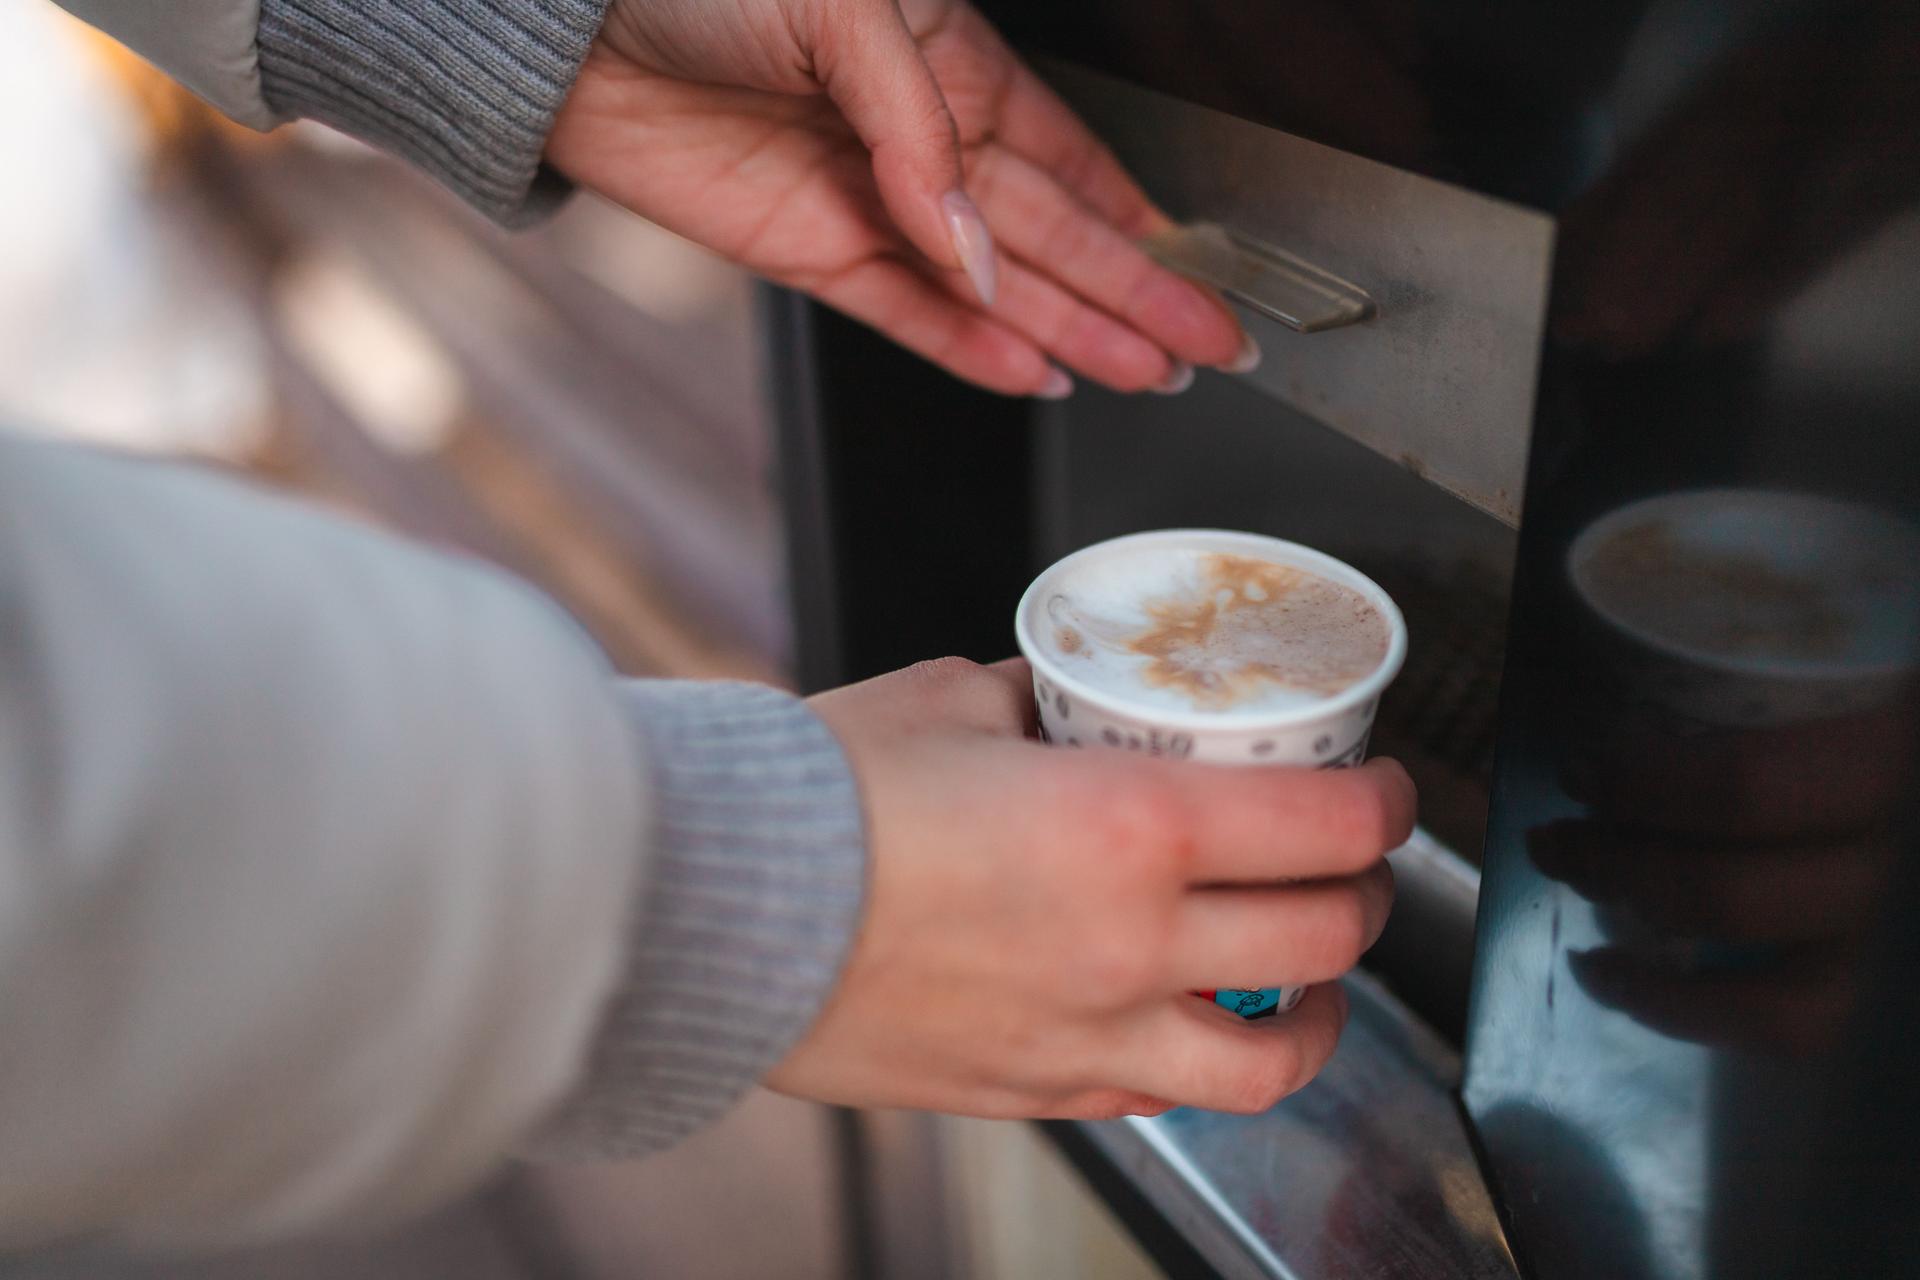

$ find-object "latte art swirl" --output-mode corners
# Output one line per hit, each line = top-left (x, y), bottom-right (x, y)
(1044, 550), (1391, 715)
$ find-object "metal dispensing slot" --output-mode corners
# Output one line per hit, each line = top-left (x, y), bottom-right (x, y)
(1045, 62), (1554, 528)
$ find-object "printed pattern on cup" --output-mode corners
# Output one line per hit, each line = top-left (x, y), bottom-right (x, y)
(1033, 682), (1373, 769)
(1035, 673), (1199, 756)
(1320, 733), (1369, 770)
(1212, 985), (1306, 1019)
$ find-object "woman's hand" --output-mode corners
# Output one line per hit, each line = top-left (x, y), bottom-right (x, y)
(546, 0), (1254, 399)
(771, 658), (1410, 1120)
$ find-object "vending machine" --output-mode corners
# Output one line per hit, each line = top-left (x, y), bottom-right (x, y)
(771, 3), (1920, 1275)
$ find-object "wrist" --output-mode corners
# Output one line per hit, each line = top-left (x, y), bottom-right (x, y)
(255, 0), (612, 225)
(529, 679), (868, 1156)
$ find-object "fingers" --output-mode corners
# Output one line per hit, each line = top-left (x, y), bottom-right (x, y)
(812, 255), (1055, 395)
(950, 253), (1182, 392)
(814, 3), (1251, 390)
(814, 0), (994, 303)
(1125, 757), (1416, 884)
(972, 146), (1249, 372)
(1170, 863), (1394, 988)
(1113, 983), (1349, 1114)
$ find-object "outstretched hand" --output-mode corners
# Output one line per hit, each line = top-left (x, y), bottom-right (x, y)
(547, 0), (1254, 398)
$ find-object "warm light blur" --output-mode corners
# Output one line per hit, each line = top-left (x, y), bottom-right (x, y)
(0, 5), (786, 682)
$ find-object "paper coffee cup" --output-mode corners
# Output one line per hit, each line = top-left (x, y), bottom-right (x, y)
(1014, 529), (1408, 1018)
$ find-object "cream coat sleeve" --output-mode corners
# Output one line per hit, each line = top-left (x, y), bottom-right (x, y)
(0, 435), (646, 1249)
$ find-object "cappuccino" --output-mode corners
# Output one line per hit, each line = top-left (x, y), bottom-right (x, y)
(1041, 548), (1391, 716)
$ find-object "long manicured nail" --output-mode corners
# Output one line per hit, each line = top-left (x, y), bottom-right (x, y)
(942, 190), (996, 307)
(1035, 366), (1073, 400)
(1153, 361), (1195, 394)
(1224, 332), (1261, 373)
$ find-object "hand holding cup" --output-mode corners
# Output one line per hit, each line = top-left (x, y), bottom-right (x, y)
(771, 657), (1411, 1119)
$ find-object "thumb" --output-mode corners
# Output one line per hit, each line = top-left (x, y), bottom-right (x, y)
(814, 2), (996, 305)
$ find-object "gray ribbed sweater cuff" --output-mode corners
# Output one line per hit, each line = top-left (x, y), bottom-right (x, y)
(532, 681), (868, 1157)
(255, 0), (609, 226)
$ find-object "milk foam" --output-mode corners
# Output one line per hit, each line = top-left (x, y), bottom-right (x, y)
(1039, 546), (1390, 716)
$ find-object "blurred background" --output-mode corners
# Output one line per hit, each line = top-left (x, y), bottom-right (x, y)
(0, 6), (1156, 1278)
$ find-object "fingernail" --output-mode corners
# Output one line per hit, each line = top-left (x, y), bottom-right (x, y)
(1035, 366), (1074, 400)
(1224, 332), (1261, 374)
(942, 190), (996, 307)
(1153, 361), (1194, 394)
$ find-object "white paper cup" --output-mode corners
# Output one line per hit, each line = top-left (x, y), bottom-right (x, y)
(1014, 529), (1408, 1018)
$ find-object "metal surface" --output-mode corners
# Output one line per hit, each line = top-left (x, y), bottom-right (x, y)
(1043, 62), (1552, 528)
(1141, 224), (1374, 333)
(1365, 828), (1482, 1042)
(1452, 3), (1920, 1274)
(1071, 969), (1514, 1280)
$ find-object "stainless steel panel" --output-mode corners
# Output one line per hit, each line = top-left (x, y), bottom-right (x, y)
(1042, 62), (1554, 527)
(1073, 962), (1515, 1279)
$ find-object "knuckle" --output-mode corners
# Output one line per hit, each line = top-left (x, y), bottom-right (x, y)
(1064, 142), (1117, 208)
(1046, 296), (1101, 357)
(1117, 252), (1180, 328)
(1080, 926), (1156, 1000)
(904, 655), (991, 710)
(907, 655), (983, 686)
(1128, 775), (1188, 849)
(1086, 771), (1186, 867)
(914, 104), (960, 151)
(1036, 202), (1099, 271)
